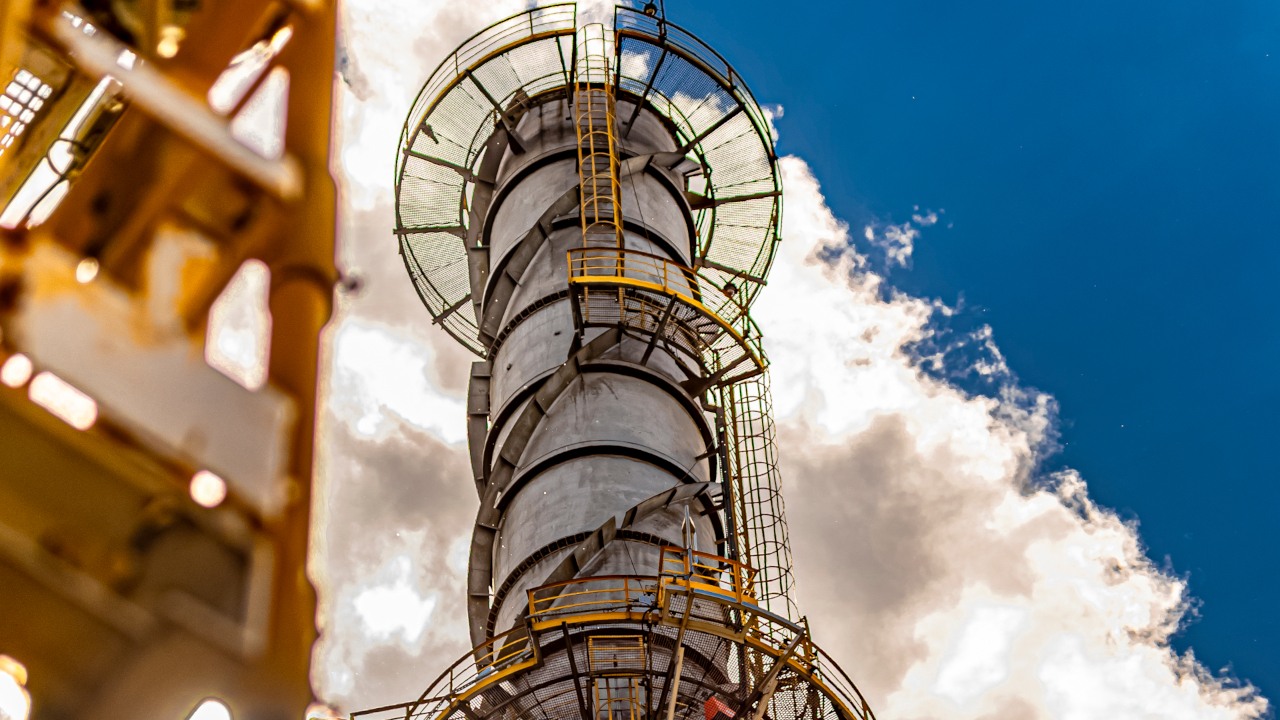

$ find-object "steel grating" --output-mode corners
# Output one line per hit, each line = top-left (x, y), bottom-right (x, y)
(353, 551), (875, 720)
(394, 5), (781, 358)
(395, 5), (578, 355)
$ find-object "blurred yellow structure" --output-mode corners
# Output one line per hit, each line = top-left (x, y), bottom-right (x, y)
(0, 1), (337, 719)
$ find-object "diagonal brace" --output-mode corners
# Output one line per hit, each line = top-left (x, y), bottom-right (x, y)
(736, 634), (805, 720)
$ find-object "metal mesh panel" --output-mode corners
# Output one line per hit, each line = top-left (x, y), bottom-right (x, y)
(720, 373), (799, 620)
(395, 6), (578, 356)
(358, 584), (876, 720)
(614, 7), (782, 311)
(394, 5), (780, 358)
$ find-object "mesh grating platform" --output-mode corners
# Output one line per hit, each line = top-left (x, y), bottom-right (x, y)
(567, 247), (766, 387)
(353, 549), (875, 720)
(396, 5), (578, 354)
(394, 5), (782, 358)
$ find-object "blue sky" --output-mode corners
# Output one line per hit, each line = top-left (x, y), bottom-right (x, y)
(660, 0), (1277, 704)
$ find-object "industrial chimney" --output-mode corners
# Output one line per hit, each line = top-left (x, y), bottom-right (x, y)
(359, 5), (876, 720)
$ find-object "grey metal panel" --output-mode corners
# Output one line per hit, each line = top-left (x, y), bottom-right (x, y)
(604, 335), (689, 387)
(490, 539), (669, 634)
(466, 362), (492, 494)
(499, 225), (690, 335)
(488, 299), (575, 418)
(486, 350), (711, 501)
(615, 99), (680, 155)
(462, 70), (726, 646)
(487, 160), (580, 264)
(618, 174), (693, 262)
(495, 456), (692, 575)
(498, 228), (578, 328)
(496, 98), (577, 185)
(495, 98), (682, 194)
(516, 374), (710, 481)
(489, 478), (722, 636)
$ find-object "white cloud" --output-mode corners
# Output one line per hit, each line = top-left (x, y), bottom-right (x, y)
(351, 554), (438, 644)
(315, 3), (1270, 719)
(862, 205), (942, 268)
(765, 157), (1267, 719)
(932, 601), (1027, 705)
(330, 318), (465, 444)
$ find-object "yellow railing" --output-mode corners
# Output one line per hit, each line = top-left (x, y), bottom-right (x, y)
(658, 545), (757, 605)
(569, 247), (741, 323)
(527, 575), (660, 630)
(385, 547), (875, 720)
(566, 247), (765, 384)
(428, 627), (536, 703)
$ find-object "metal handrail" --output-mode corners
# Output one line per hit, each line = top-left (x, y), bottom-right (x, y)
(399, 4), (577, 164)
(401, 625), (538, 720)
(387, 553), (875, 720)
(528, 575), (661, 629)
(658, 545), (757, 604)
(566, 247), (749, 329)
(614, 6), (774, 145)
(566, 246), (767, 382)
(613, 6), (782, 303)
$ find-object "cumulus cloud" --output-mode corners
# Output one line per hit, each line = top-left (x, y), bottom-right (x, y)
(312, 3), (1270, 718)
(312, 407), (473, 705)
(861, 206), (942, 269)
(762, 159), (1267, 719)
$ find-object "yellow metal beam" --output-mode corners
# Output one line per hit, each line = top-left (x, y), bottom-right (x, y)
(0, 0), (337, 717)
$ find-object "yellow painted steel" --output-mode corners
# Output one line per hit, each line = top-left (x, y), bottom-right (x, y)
(0, 0), (336, 717)
(589, 640), (645, 720)
(657, 544), (758, 604)
(566, 246), (765, 378)
(411, 547), (874, 720)
(594, 677), (644, 720)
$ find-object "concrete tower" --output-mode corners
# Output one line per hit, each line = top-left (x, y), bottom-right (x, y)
(362, 6), (875, 720)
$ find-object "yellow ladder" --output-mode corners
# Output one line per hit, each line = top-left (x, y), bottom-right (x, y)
(574, 25), (624, 249)
(588, 635), (646, 720)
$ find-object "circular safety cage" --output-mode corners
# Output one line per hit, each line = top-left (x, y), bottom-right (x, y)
(394, 4), (782, 358)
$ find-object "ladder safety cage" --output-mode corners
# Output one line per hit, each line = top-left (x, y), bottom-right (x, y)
(715, 372), (800, 621)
